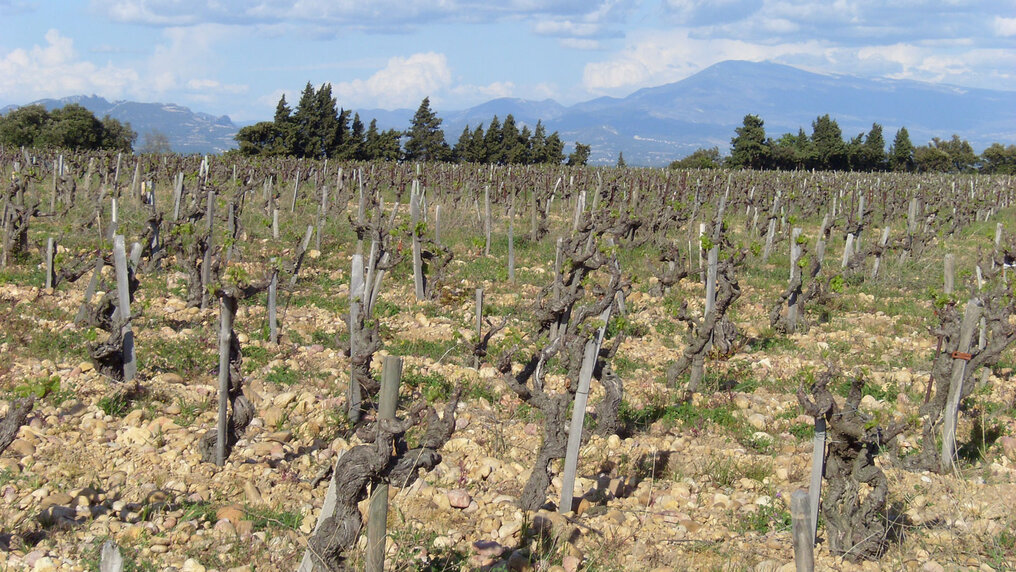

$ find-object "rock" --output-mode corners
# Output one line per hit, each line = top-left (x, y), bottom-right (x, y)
(214, 519), (237, 535)
(921, 562), (945, 572)
(999, 436), (1016, 460)
(754, 560), (781, 572)
(507, 549), (533, 571)
(448, 489), (472, 509)
(216, 504), (245, 523)
(181, 559), (207, 572)
(8, 439), (35, 457)
(261, 406), (285, 428)
(562, 555), (581, 572)
(32, 557), (56, 572)
(747, 413), (766, 430)
(243, 481), (264, 505)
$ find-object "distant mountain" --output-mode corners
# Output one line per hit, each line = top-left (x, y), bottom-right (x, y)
(4, 61), (1014, 165)
(363, 60), (1016, 166)
(1, 95), (238, 155)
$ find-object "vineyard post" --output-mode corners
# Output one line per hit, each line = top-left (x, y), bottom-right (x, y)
(787, 228), (802, 331)
(214, 293), (237, 466)
(272, 206), (279, 240)
(870, 226), (891, 279)
(434, 204), (441, 245)
(268, 259), (278, 345)
(559, 305), (612, 514)
(84, 157), (95, 195)
(941, 298), (981, 473)
(316, 184), (329, 252)
(348, 254), (364, 423)
(112, 235), (136, 383)
(530, 186), (538, 242)
(108, 197), (118, 240)
(411, 181), (425, 300)
(808, 416), (826, 545)
(975, 266), (989, 388)
(762, 218), (776, 262)
(75, 258), (105, 324)
(483, 185), (492, 256)
(365, 355), (402, 572)
(474, 288), (483, 369)
(289, 225), (314, 288)
(200, 190), (215, 309)
(225, 203), (235, 263)
(944, 254), (955, 295)
(572, 190), (585, 234)
(45, 237), (55, 290)
(993, 222), (1003, 272)
(172, 172), (183, 222)
(289, 169), (300, 213)
(791, 489), (814, 571)
(840, 234), (854, 269)
(508, 191), (515, 282)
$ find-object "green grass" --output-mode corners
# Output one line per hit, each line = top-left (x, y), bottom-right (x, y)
(265, 364), (300, 386)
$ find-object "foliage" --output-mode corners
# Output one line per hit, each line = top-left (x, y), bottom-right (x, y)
(728, 114), (770, 169)
(670, 147), (722, 169)
(0, 103), (136, 151)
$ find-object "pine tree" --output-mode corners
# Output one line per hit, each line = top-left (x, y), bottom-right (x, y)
(567, 142), (591, 166)
(728, 114), (770, 169)
(810, 114), (847, 170)
(403, 97), (449, 162)
(888, 127), (915, 172)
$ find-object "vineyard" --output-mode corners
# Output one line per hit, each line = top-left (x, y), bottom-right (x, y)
(2, 150), (1016, 571)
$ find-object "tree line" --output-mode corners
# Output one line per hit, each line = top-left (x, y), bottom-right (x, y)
(679, 113), (1016, 174)
(235, 82), (590, 165)
(0, 104), (136, 152)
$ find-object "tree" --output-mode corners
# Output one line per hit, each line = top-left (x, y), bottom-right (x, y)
(38, 104), (104, 150)
(236, 122), (288, 156)
(483, 116), (503, 164)
(981, 143), (1016, 174)
(364, 119), (402, 161)
(139, 129), (173, 154)
(859, 123), (887, 171)
(670, 147), (721, 169)
(541, 132), (565, 165)
(728, 114), (770, 169)
(932, 134), (978, 172)
(403, 97), (449, 162)
(810, 114), (847, 170)
(769, 129), (811, 170)
(888, 127), (915, 172)
(0, 105), (49, 147)
(913, 144), (951, 172)
(566, 142), (591, 166)
(0, 104), (134, 151)
(616, 152), (626, 168)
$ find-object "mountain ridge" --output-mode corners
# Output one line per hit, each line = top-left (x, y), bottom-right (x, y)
(3, 60), (1014, 166)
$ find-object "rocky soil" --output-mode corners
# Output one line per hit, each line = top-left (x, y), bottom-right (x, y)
(3, 237), (1016, 572)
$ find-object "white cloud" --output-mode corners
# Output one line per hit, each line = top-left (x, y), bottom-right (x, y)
(450, 81), (516, 100)
(93, 0), (633, 38)
(994, 16), (1016, 37)
(333, 52), (453, 109)
(0, 29), (138, 102)
(582, 30), (825, 92)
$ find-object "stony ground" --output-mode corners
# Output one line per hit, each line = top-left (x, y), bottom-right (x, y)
(3, 222), (1016, 572)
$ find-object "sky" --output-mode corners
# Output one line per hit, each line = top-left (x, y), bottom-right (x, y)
(0, 1), (1014, 123)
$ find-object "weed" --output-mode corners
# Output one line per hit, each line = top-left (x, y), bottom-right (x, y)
(402, 369), (453, 402)
(98, 391), (134, 417)
(266, 364), (300, 386)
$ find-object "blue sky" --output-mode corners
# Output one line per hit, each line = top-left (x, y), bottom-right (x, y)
(1, 1), (1014, 122)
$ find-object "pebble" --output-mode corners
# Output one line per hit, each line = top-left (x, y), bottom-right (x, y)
(448, 489), (472, 509)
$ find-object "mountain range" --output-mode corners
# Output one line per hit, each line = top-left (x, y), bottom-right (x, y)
(4, 60), (1014, 166)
